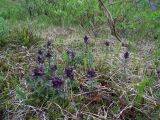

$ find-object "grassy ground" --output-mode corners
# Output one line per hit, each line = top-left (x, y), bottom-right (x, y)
(1, 27), (160, 119)
(0, 0), (160, 120)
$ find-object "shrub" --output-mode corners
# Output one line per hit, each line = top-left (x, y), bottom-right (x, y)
(108, 0), (160, 40)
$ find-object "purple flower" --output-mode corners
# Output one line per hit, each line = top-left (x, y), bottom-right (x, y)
(87, 69), (96, 78)
(38, 49), (43, 55)
(51, 76), (64, 88)
(47, 40), (51, 48)
(105, 40), (110, 47)
(51, 64), (57, 71)
(46, 50), (52, 58)
(124, 51), (129, 59)
(67, 49), (76, 60)
(32, 66), (45, 77)
(37, 56), (45, 64)
(64, 67), (74, 80)
(84, 35), (89, 44)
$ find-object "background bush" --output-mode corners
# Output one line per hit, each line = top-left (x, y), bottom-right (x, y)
(0, 0), (159, 47)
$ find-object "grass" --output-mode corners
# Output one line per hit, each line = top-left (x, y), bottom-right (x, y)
(0, 0), (160, 120)
(1, 30), (160, 119)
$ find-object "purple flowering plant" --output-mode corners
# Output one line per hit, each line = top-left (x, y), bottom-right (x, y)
(64, 67), (74, 80)
(25, 41), (70, 106)
(63, 48), (76, 67)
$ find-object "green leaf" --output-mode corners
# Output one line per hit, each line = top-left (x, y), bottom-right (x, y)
(16, 86), (27, 100)
(0, 75), (4, 81)
(63, 51), (69, 66)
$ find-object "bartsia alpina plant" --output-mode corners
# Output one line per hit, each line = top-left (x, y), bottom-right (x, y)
(46, 50), (52, 58)
(67, 49), (76, 60)
(37, 56), (45, 64)
(51, 76), (64, 89)
(124, 51), (129, 59)
(47, 40), (52, 48)
(105, 40), (110, 47)
(84, 35), (89, 44)
(32, 66), (45, 77)
(38, 49), (43, 55)
(123, 51), (129, 80)
(64, 67), (74, 80)
(87, 69), (96, 78)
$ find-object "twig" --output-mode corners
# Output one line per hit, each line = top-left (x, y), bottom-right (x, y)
(116, 104), (133, 119)
(97, 0), (122, 42)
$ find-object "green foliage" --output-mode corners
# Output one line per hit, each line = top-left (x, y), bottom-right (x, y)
(20, 0), (48, 17)
(154, 39), (160, 67)
(11, 24), (42, 47)
(20, 0), (104, 27)
(0, 0), (27, 21)
(135, 77), (151, 104)
(16, 86), (27, 100)
(0, 17), (9, 46)
(0, 68), (21, 119)
(16, 43), (76, 109)
(63, 51), (70, 66)
(108, 0), (160, 40)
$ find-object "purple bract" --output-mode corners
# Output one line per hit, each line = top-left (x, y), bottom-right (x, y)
(87, 69), (96, 78)
(124, 51), (129, 59)
(46, 50), (52, 58)
(105, 40), (110, 47)
(64, 67), (74, 80)
(51, 76), (64, 88)
(37, 56), (45, 64)
(32, 66), (45, 77)
(38, 49), (43, 55)
(84, 35), (89, 44)
(67, 49), (76, 60)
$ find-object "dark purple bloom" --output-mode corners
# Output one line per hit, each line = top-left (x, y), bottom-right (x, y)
(46, 50), (52, 58)
(124, 51), (129, 59)
(84, 35), (89, 44)
(47, 40), (51, 48)
(51, 64), (57, 71)
(64, 67), (74, 80)
(38, 49), (43, 55)
(87, 69), (96, 78)
(37, 56), (45, 64)
(32, 66), (45, 77)
(105, 40), (110, 47)
(67, 49), (76, 60)
(52, 76), (64, 88)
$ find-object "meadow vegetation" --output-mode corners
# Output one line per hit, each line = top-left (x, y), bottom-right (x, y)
(0, 0), (160, 119)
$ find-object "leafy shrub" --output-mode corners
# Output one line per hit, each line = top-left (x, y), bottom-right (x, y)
(19, 0), (48, 17)
(108, 0), (160, 40)
(20, 0), (105, 28)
